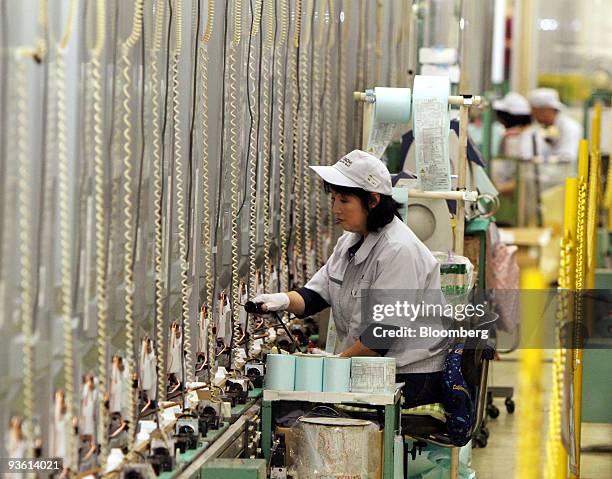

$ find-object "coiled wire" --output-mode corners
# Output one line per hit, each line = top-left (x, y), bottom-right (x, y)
(170, 0), (195, 383)
(290, 0), (303, 285)
(228, 0), (243, 371)
(15, 51), (36, 459)
(151, 0), (167, 402)
(55, 0), (78, 464)
(120, 0), (144, 449)
(246, 0), (262, 300)
(337, 0), (348, 156)
(13, 0), (50, 462)
(245, 0), (263, 360)
(199, 0), (217, 378)
(323, 0), (337, 254)
(276, 0), (289, 291)
(91, 0), (109, 463)
(354, 0), (366, 148)
(374, 0), (384, 85)
(312, 0), (326, 268)
(261, 0), (275, 289)
(300, 0), (314, 279)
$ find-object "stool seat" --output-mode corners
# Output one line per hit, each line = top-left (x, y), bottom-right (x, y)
(401, 413), (455, 447)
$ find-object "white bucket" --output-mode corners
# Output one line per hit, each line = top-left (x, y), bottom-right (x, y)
(291, 416), (382, 479)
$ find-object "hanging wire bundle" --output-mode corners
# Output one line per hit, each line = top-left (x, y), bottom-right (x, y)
(0, 0), (415, 460)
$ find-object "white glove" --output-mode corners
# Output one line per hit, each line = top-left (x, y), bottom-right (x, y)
(308, 347), (338, 357)
(252, 293), (290, 312)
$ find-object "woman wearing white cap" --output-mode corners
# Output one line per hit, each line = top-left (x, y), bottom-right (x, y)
(493, 92), (544, 159)
(529, 87), (582, 163)
(254, 150), (450, 407)
(492, 92), (546, 194)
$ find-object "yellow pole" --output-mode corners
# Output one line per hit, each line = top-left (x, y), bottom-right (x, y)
(605, 100), (612, 230)
(544, 178), (577, 479)
(564, 178), (578, 289)
(578, 139), (589, 181)
(570, 139), (590, 479)
(587, 102), (601, 288)
(516, 269), (546, 479)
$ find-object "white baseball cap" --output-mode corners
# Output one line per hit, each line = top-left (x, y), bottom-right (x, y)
(492, 92), (531, 115)
(310, 149), (393, 196)
(529, 88), (564, 110)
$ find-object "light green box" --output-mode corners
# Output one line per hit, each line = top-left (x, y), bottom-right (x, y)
(200, 459), (266, 479)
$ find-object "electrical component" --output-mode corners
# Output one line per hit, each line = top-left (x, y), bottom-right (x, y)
(175, 414), (200, 452)
(245, 361), (265, 388)
(196, 400), (222, 431)
(120, 463), (157, 479)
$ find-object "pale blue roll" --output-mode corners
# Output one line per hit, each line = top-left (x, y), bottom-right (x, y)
(294, 356), (324, 392)
(265, 354), (296, 391)
(374, 87), (411, 123)
(323, 357), (351, 392)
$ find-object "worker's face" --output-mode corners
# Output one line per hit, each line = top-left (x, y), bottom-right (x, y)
(531, 107), (557, 127)
(331, 192), (369, 234)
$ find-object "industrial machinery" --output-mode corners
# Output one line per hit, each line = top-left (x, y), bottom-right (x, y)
(0, 0), (418, 475)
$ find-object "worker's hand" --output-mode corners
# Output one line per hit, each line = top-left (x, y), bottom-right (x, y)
(307, 346), (337, 357)
(252, 293), (290, 312)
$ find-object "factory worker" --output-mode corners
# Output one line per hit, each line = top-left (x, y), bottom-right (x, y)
(529, 87), (582, 164)
(254, 150), (450, 407)
(492, 92), (546, 193)
(494, 91), (546, 159)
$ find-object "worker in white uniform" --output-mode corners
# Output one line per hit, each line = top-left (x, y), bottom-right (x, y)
(494, 92), (545, 160)
(529, 87), (582, 165)
(492, 92), (546, 196)
(254, 150), (450, 407)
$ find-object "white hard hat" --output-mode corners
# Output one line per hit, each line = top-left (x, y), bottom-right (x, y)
(310, 149), (393, 196)
(529, 88), (564, 110)
(492, 92), (531, 116)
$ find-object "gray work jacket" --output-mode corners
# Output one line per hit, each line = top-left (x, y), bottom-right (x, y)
(304, 217), (449, 373)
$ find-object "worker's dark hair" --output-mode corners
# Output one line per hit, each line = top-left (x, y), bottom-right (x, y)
(495, 110), (532, 128)
(324, 182), (403, 232)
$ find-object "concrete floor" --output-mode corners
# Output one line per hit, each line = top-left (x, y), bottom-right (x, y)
(471, 354), (612, 478)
